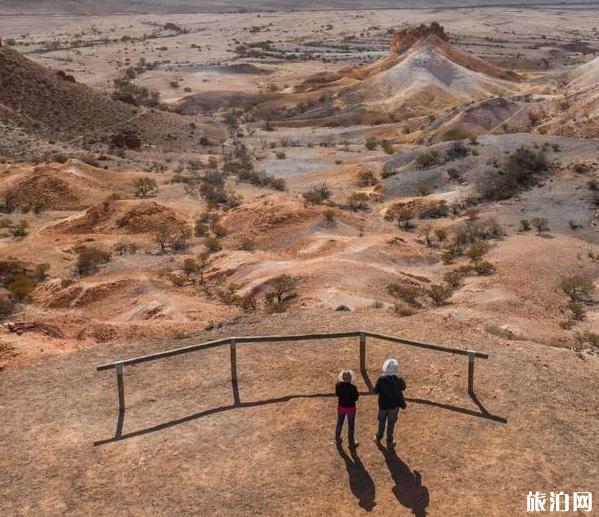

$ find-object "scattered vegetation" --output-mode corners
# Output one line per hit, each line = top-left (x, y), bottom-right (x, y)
(479, 147), (551, 201)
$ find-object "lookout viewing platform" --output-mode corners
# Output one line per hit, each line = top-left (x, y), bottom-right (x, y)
(1, 312), (597, 516)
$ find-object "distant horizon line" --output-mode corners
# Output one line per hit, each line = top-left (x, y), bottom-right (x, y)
(1, 0), (598, 18)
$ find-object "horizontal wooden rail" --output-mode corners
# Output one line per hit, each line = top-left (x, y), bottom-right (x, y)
(364, 331), (489, 359)
(96, 337), (231, 371)
(96, 330), (486, 371)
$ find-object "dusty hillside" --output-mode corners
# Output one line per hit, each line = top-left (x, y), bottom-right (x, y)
(539, 57), (599, 138)
(0, 46), (225, 153)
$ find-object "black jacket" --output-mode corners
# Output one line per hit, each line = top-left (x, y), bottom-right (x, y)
(374, 375), (407, 410)
(336, 381), (360, 408)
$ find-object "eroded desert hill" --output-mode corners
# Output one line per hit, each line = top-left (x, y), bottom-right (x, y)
(247, 23), (524, 126)
(0, 46), (225, 154)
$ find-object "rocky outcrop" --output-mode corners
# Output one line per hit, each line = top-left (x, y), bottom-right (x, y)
(390, 22), (449, 54)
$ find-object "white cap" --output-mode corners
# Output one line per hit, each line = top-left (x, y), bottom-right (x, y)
(338, 369), (356, 383)
(382, 358), (399, 375)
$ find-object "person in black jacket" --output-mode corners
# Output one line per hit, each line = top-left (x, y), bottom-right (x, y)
(374, 358), (406, 447)
(335, 369), (360, 448)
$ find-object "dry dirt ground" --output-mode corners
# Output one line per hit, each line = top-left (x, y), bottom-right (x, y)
(1, 4), (599, 516)
(1, 311), (598, 516)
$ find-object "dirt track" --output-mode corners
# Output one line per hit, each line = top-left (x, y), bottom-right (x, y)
(1, 310), (598, 516)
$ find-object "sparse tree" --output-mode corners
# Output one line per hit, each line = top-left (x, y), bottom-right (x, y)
(134, 176), (158, 198)
(153, 224), (175, 251)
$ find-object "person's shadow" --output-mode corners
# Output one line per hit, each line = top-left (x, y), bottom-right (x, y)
(336, 443), (376, 511)
(377, 443), (429, 517)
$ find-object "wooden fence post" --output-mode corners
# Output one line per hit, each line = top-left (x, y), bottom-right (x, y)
(467, 350), (475, 396)
(359, 331), (366, 373)
(230, 338), (240, 405)
(115, 362), (125, 413)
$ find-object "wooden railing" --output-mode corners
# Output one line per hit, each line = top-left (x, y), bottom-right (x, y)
(96, 330), (488, 426)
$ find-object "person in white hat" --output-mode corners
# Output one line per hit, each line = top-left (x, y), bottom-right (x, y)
(335, 369), (360, 448)
(373, 358), (406, 447)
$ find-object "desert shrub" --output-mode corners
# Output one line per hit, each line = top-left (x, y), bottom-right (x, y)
(7, 275), (36, 301)
(357, 170), (379, 187)
(80, 153), (100, 167)
(240, 294), (257, 312)
(303, 183), (331, 205)
(480, 147), (550, 200)
(381, 141), (394, 154)
(324, 209), (336, 223)
(567, 301), (586, 321)
(270, 178), (287, 191)
(205, 236), (222, 253)
(0, 295), (15, 317)
(194, 221), (210, 237)
(447, 168), (461, 181)
(275, 151), (286, 160)
(168, 273), (186, 287)
(212, 224), (227, 238)
(465, 208), (479, 221)
(465, 241), (490, 263)
(572, 331), (599, 351)
(445, 141), (469, 160)
(396, 206), (416, 231)
(392, 304), (417, 317)
(264, 275), (299, 312)
(428, 283), (453, 306)
(474, 260), (495, 275)
(239, 237), (255, 251)
(134, 176), (158, 198)
(434, 227), (447, 242)
(365, 137), (378, 150)
(418, 200), (448, 219)
(443, 270), (464, 289)
(531, 217), (549, 235)
(76, 247), (111, 276)
(519, 219), (531, 232)
(417, 183), (430, 197)
(587, 178), (598, 191)
(559, 275), (595, 303)
(34, 264), (50, 281)
(572, 162), (591, 174)
(415, 150), (439, 168)
(182, 258), (200, 276)
(7, 220), (29, 239)
(347, 192), (369, 211)
(569, 220), (583, 231)
(387, 283), (423, 307)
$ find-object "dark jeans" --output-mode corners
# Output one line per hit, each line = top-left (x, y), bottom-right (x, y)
(336, 411), (356, 443)
(376, 407), (399, 442)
